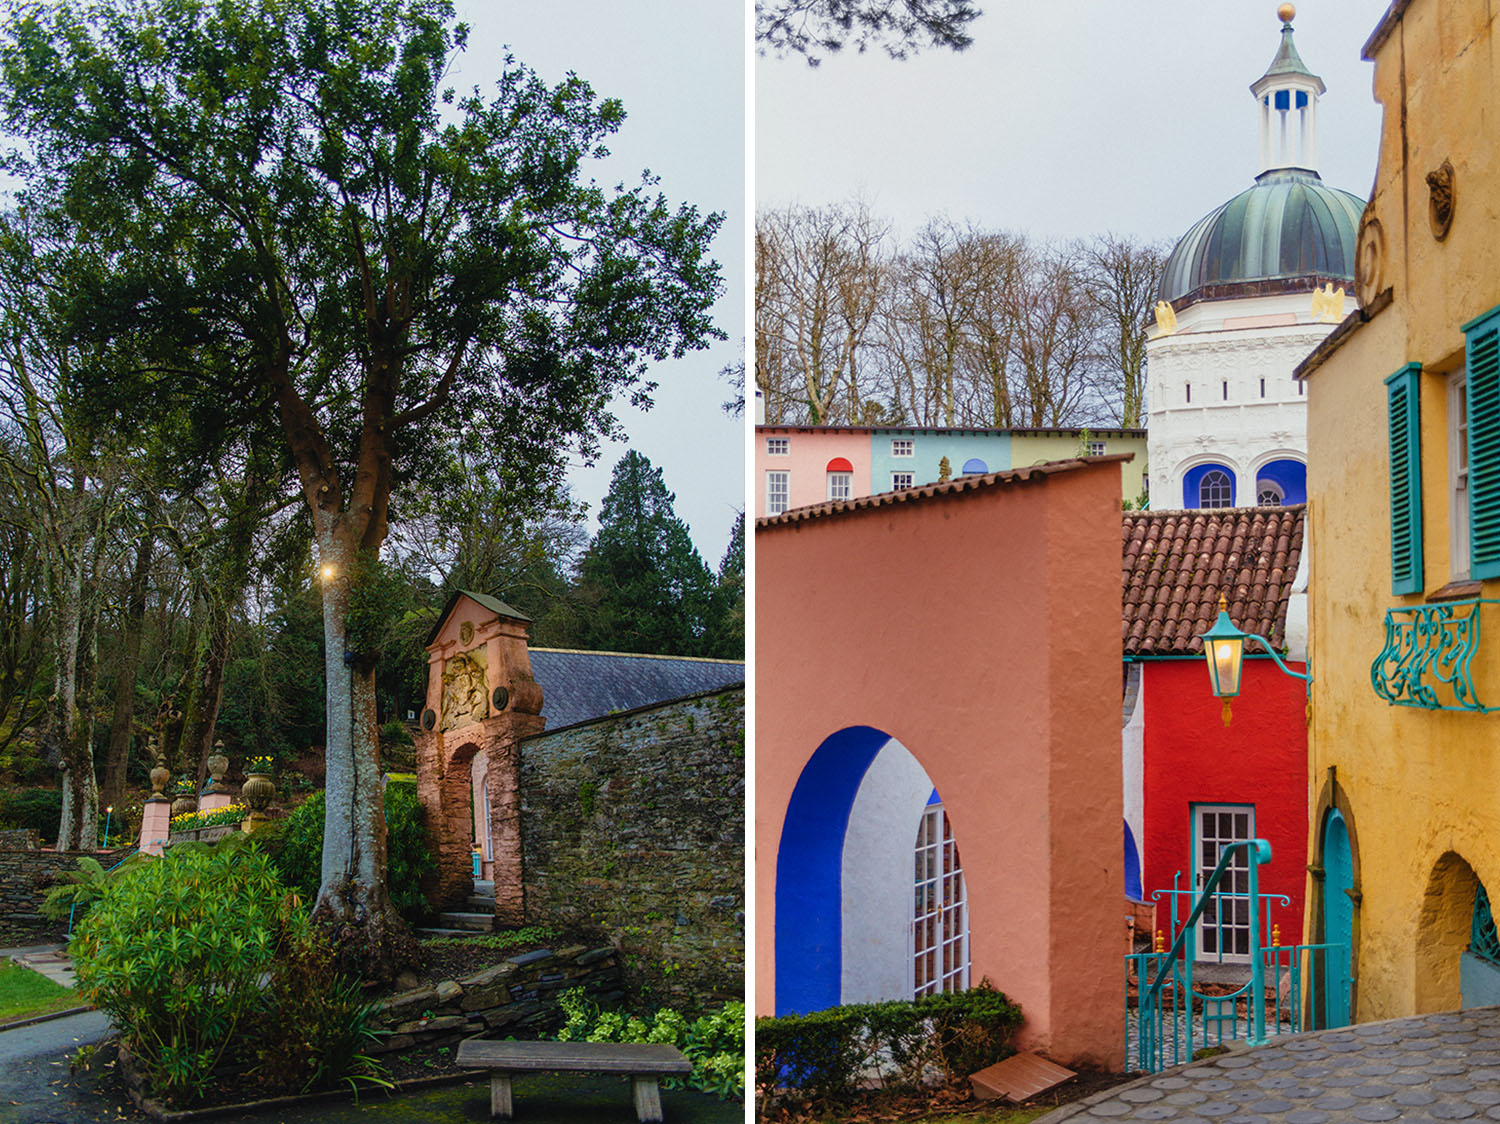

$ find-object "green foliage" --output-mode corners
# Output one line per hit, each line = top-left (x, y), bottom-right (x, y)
(346, 550), (414, 664)
(573, 452), (720, 657)
(419, 924), (559, 952)
(0, 788), (61, 845)
(555, 987), (744, 1100)
(270, 786), (435, 922)
(40, 853), (148, 921)
(169, 803), (248, 833)
(70, 841), (386, 1106)
(754, 982), (1021, 1104)
(379, 720), (413, 748)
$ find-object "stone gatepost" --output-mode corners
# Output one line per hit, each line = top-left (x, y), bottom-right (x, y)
(413, 592), (544, 923)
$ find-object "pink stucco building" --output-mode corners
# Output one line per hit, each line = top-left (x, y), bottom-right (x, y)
(755, 457), (1127, 1068)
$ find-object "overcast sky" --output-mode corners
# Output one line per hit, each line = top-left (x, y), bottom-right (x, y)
(456, 2), (746, 566)
(757, 1), (1386, 246)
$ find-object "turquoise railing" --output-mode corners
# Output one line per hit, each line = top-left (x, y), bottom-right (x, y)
(1128, 839), (1352, 1072)
(1371, 598), (1500, 713)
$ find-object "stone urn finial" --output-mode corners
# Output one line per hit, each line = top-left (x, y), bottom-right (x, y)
(148, 736), (171, 799)
(206, 741), (229, 792)
(241, 756), (276, 831)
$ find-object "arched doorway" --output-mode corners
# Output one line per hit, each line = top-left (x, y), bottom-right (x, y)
(1321, 809), (1353, 1024)
(775, 727), (969, 1014)
(1416, 851), (1481, 1012)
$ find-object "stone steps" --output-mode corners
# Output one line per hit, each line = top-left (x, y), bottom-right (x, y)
(414, 927), (484, 940)
(436, 910), (495, 932)
(467, 895), (496, 911)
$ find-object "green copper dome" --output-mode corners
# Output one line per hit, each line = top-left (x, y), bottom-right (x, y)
(1157, 169), (1365, 305)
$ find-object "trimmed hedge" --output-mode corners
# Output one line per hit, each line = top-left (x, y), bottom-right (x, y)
(754, 982), (1022, 1103)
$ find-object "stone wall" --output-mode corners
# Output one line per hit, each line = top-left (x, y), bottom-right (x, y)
(369, 944), (621, 1053)
(520, 686), (744, 1010)
(0, 847), (133, 920)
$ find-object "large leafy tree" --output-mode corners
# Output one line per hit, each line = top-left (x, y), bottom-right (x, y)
(0, 0), (722, 974)
(574, 451), (717, 658)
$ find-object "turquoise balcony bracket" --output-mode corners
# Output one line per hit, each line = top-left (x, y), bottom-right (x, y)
(1371, 598), (1500, 713)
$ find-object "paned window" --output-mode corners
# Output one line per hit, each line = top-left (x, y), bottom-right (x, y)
(1200, 470), (1233, 508)
(1464, 306), (1500, 579)
(766, 437), (789, 455)
(891, 439), (914, 457)
(1257, 481), (1284, 506)
(827, 472), (852, 502)
(891, 472), (914, 491)
(1086, 441), (1106, 457)
(1386, 363), (1424, 594)
(766, 471), (789, 515)
(1194, 805), (1256, 963)
(912, 803), (968, 997)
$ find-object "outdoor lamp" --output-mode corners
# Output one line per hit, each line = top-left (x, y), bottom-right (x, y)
(320, 563), (337, 582)
(1197, 593), (1313, 727)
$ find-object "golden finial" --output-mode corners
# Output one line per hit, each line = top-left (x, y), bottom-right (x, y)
(1154, 929), (1166, 953)
(1277, 3), (1296, 24)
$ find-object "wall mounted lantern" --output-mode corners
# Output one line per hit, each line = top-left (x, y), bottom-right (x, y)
(1198, 595), (1312, 726)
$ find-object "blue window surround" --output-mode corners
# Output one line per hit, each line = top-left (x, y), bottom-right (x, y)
(1184, 463), (1236, 509)
(1386, 363), (1424, 595)
(1256, 459), (1307, 506)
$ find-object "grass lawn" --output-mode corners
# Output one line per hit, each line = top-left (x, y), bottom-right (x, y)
(0, 959), (80, 1023)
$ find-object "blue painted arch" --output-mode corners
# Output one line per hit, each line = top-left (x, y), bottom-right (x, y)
(961, 458), (988, 475)
(1183, 462), (1236, 508)
(774, 725), (891, 1016)
(1255, 458), (1307, 505)
(1125, 821), (1143, 903)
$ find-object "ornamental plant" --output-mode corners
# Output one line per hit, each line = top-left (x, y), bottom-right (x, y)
(169, 803), (248, 832)
(246, 755), (275, 773)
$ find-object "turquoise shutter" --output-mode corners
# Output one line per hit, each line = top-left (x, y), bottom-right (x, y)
(1465, 306), (1500, 579)
(1386, 363), (1423, 595)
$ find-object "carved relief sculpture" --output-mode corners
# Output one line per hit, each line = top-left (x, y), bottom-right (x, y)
(1427, 160), (1454, 241)
(1154, 300), (1178, 335)
(1311, 283), (1346, 324)
(441, 648), (490, 731)
(1355, 207), (1385, 306)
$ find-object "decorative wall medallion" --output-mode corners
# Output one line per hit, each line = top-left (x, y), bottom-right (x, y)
(1427, 159), (1455, 241)
(492, 685), (510, 711)
(460, 620), (475, 646)
(441, 648), (489, 731)
(1355, 207), (1386, 307)
(422, 708), (437, 730)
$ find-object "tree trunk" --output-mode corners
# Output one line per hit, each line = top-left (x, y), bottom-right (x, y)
(186, 597), (232, 790)
(311, 538), (414, 980)
(102, 534), (154, 807)
(51, 551), (96, 851)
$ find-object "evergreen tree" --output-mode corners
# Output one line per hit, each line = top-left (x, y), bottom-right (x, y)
(709, 511), (745, 659)
(575, 452), (716, 657)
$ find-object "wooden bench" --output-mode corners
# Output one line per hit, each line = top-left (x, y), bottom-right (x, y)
(455, 1039), (695, 1122)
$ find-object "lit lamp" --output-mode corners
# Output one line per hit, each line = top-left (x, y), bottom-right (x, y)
(103, 805), (113, 849)
(1198, 594), (1312, 726)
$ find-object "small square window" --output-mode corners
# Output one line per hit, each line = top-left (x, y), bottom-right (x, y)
(891, 439), (914, 457)
(766, 471), (789, 515)
(1086, 441), (1106, 457)
(766, 437), (789, 455)
(891, 472), (913, 491)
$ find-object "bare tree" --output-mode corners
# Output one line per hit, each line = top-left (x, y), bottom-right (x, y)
(758, 0), (982, 64)
(1084, 233), (1170, 428)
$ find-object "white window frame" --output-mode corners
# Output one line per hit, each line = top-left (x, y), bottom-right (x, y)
(1256, 481), (1285, 506)
(827, 471), (852, 502)
(891, 471), (914, 491)
(766, 436), (789, 456)
(1193, 804), (1256, 963)
(766, 471), (789, 515)
(911, 802), (969, 998)
(891, 439), (914, 457)
(1200, 469), (1233, 508)
(1451, 368), (1471, 581)
(1086, 440), (1107, 457)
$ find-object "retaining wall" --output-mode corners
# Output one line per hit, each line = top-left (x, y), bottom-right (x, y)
(0, 846), (133, 920)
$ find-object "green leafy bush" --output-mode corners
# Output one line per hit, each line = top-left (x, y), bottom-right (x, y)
(40, 853), (149, 921)
(70, 840), (386, 1106)
(555, 987), (745, 1099)
(754, 982), (1021, 1104)
(0, 788), (61, 844)
(269, 785), (435, 922)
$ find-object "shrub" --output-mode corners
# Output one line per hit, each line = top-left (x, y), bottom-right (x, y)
(0, 788), (62, 845)
(555, 987), (745, 1100)
(70, 839), (386, 1106)
(40, 853), (149, 921)
(754, 982), (1022, 1104)
(269, 784), (435, 923)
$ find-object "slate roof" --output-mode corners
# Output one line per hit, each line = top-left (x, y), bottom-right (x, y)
(1122, 505), (1306, 657)
(424, 589), (531, 647)
(757, 454), (1135, 529)
(528, 649), (744, 732)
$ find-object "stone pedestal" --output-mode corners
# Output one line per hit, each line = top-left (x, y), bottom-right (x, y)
(139, 798), (172, 856)
(199, 791), (236, 813)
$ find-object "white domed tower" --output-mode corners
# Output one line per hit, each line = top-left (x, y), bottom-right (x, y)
(1147, 5), (1364, 511)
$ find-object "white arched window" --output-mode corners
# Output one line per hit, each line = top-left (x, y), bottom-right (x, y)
(1256, 481), (1285, 506)
(912, 803), (969, 997)
(1200, 470), (1233, 508)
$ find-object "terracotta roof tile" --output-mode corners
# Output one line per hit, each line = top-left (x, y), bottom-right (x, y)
(755, 454), (1134, 530)
(1121, 505), (1306, 658)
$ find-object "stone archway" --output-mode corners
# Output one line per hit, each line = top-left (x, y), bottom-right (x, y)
(1415, 851), (1480, 1013)
(412, 591), (544, 921)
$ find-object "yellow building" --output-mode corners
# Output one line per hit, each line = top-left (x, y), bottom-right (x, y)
(1298, 0), (1500, 1020)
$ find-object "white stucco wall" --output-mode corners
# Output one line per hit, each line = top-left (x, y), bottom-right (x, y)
(840, 737), (934, 1004)
(1146, 290), (1350, 509)
(1122, 663), (1145, 895)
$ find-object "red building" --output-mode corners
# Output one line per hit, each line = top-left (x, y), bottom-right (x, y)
(1122, 506), (1309, 954)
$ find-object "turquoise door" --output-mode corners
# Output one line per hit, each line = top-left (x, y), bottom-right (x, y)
(1322, 810), (1353, 1026)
